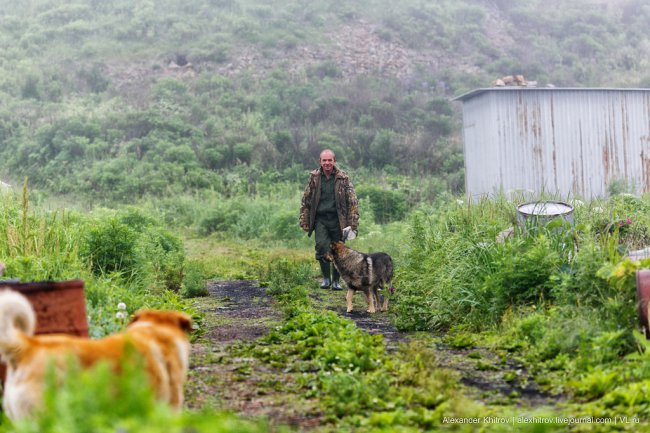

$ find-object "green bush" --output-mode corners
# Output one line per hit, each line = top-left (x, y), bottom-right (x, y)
(356, 185), (408, 224)
(481, 235), (563, 320)
(268, 208), (303, 241)
(0, 188), (87, 281)
(118, 206), (158, 230)
(319, 370), (391, 418)
(262, 257), (312, 316)
(135, 225), (185, 292)
(194, 193), (307, 242)
(197, 204), (238, 235)
(393, 206), (505, 331)
(394, 194), (650, 336)
(181, 259), (210, 298)
(78, 209), (186, 293)
(391, 293), (432, 331)
(79, 217), (138, 277)
(0, 191), (194, 338)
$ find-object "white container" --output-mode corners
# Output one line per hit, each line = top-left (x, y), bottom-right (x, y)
(516, 201), (574, 229)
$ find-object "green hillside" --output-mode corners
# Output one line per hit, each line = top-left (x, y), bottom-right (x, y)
(0, 0), (649, 201)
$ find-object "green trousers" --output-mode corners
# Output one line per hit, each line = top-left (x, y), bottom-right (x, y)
(314, 215), (342, 260)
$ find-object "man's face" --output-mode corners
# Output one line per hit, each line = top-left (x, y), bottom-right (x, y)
(319, 151), (335, 174)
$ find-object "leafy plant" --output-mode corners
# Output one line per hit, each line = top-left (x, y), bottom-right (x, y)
(79, 217), (138, 277)
(356, 185), (409, 224)
(181, 259), (209, 298)
(261, 257), (312, 316)
(134, 225), (185, 292)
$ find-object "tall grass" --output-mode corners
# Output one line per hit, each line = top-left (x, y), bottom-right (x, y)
(395, 193), (646, 335)
(0, 187), (196, 338)
(0, 184), (87, 281)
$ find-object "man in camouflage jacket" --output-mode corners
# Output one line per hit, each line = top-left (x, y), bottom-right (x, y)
(300, 149), (359, 290)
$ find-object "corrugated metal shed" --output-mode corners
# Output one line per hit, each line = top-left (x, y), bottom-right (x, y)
(454, 87), (650, 199)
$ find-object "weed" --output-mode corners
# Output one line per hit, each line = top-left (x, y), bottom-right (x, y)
(444, 332), (476, 349)
(262, 257), (312, 317)
(79, 216), (139, 277)
(182, 259), (209, 297)
(475, 360), (498, 371)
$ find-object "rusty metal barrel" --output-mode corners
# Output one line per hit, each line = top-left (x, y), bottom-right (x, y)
(0, 279), (89, 381)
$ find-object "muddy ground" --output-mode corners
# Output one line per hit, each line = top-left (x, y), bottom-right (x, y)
(185, 280), (560, 430)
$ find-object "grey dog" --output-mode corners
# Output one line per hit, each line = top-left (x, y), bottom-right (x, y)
(323, 241), (394, 314)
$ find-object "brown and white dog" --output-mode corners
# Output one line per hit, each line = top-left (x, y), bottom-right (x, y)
(0, 289), (192, 421)
(324, 241), (394, 314)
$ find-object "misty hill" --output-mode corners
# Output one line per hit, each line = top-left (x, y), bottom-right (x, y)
(0, 0), (648, 201)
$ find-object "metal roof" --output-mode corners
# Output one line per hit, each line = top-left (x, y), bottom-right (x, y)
(453, 87), (650, 102)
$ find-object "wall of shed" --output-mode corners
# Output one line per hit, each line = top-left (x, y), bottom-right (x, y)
(461, 90), (650, 199)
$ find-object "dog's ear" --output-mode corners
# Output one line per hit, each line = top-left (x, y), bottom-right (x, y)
(129, 310), (192, 333)
(176, 312), (193, 333)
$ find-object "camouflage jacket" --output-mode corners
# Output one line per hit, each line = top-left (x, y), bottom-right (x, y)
(299, 166), (359, 236)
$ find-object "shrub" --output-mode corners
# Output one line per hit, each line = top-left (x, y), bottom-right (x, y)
(77, 62), (110, 93)
(268, 208), (303, 241)
(79, 217), (138, 277)
(393, 194), (645, 333)
(551, 240), (614, 308)
(78, 210), (185, 292)
(319, 370), (390, 418)
(182, 259), (209, 298)
(262, 257), (312, 316)
(197, 203), (239, 235)
(393, 206), (505, 331)
(118, 206), (158, 230)
(481, 235), (563, 319)
(356, 185), (408, 224)
(233, 142), (253, 163)
(135, 225), (185, 292)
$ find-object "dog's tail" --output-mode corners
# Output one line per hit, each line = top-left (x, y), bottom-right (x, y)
(0, 290), (36, 361)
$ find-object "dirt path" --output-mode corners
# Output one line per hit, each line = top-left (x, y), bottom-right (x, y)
(186, 280), (326, 429)
(185, 280), (560, 430)
(309, 287), (406, 350)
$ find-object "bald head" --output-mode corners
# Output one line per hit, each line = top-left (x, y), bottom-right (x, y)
(319, 149), (336, 177)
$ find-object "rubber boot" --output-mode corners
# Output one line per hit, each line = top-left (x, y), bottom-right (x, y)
(319, 259), (331, 289)
(331, 267), (342, 290)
